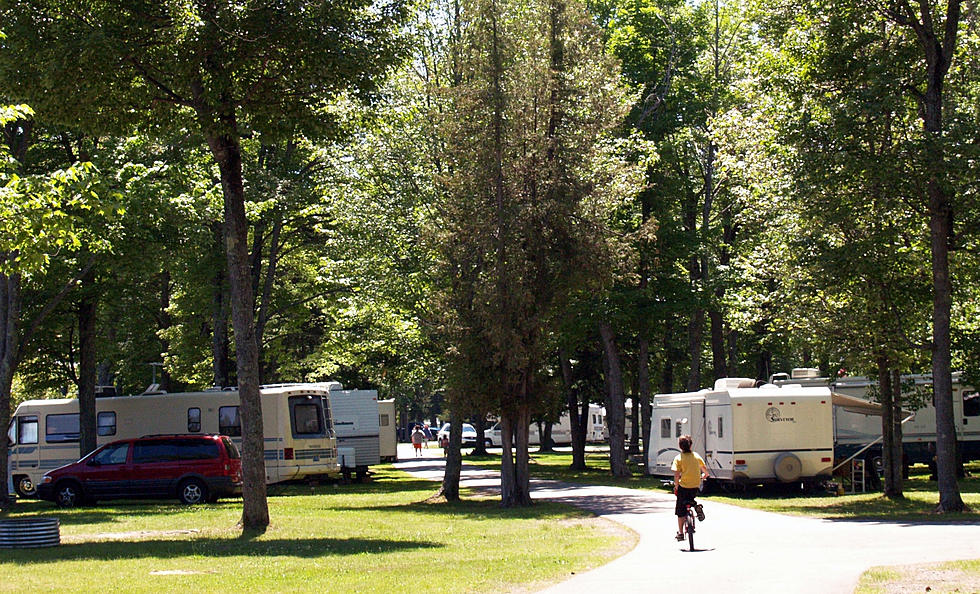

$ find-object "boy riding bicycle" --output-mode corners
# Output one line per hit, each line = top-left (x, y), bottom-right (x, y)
(672, 434), (707, 541)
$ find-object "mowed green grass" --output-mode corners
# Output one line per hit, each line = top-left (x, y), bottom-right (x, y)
(0, 467), (635, 594)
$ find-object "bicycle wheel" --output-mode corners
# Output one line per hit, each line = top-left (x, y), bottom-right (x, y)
(686, 511), (696, 551)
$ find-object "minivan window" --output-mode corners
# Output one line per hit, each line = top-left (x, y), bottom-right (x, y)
(176, 439), (219, 460)
(221, 436), (241, 459)
(46, 413), (80, 443)
(18, 416), (39, 445)
(92, 442), (129, 465)
(187, 407), (201, 432)
(97, 411), (117, 436)
(133, 440), (178, 463)
(218, 406), (241, 437)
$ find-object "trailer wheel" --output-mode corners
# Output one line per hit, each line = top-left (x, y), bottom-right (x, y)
(773, 452), (803, 482)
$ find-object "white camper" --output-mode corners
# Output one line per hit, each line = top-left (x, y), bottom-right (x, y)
(647, 378), (835, 486)
(326, 387), (381, 478)
(771, 369), (980, 465)
(485, 404), (604, 447)
(378, 399), (397, 462)
(7, 384), (339, 498)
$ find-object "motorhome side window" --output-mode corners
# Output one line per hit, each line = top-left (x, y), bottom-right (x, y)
(218, 406), (242, 437)
(187, 407), (202, 432)
(660, 418), (671, 438)
(965, 391), (980, 417)
(17, 416), (39, 445)
(97, 411), (117, 436)
(46, 413), (80, 443)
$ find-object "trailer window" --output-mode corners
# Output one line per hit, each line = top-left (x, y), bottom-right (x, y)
(660, 418), (671, 439)
(718, 417), (724, 439)
(965, 391), (979, 417)
(97, 412), (116, 436)
(676, 421), (683, 438)
(380, 413), (390, 427)
(218, 406), (241, 437)
(187, 408), (201, 432)
(46, 413), (79, 443)
(17, 416), (38, 445)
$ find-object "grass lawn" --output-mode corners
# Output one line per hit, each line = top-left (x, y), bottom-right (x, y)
(0, 467), (635, 593)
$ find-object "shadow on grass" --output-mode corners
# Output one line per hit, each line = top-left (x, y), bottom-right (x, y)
(340, 496), (597, 522)
(0, 536), (441, 564)
(4, 500), (241, 526)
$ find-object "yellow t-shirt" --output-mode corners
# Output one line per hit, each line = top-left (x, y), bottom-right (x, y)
(671, 451), (706, 489)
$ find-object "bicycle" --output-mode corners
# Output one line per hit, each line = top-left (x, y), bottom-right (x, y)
(682, 501), (699, 551)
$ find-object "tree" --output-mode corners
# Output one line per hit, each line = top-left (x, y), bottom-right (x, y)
(434, 0), (639, 505)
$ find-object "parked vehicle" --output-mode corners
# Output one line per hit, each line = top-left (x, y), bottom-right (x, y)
(324, 387), (382, 479)
(36, 434), (242, 507)
(770, 368), (980, 466)
(437, 423), (477, 446)
(8, 384), (338, 498)
(485, 405), (605, 447)
(647, 378), (839, 488)
(378, 399), (398, 462)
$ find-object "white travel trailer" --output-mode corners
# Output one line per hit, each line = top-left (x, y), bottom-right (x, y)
(326, 388), (381, 478)
(647, 378), (837, 486)
(485, 405), (605, 447)
(378, 399), (398, 462)
(772, 368), (980, 465)
(7, 384), (339, 498)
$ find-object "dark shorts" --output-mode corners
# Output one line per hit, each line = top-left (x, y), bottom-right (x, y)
(675, 486), (699, 516)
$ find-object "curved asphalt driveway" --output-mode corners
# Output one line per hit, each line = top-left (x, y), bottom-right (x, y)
(394, 446), (980, 593)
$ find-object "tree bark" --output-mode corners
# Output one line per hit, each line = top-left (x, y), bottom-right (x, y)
(77, 263), (98, 457)
(637, 336), (652, 465)
(0, 270), (21, 510)
(438, 407), (463, 502)
(599, 321), (631, 477)
(202, 107), (270, 530)
(877, 357), (903, 499)
(210, 222), (231, 388)
(559, 348), (588, 470)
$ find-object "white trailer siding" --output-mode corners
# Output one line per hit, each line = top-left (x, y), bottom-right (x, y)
(378, 399), (397, 461)
(328, 389), (381, 470)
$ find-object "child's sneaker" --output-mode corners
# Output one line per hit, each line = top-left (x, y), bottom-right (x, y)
(695, 504), (705, 521)
(675, 531), (684, 541)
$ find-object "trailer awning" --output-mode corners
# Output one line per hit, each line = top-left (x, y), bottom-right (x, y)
(831, 391), (884, 415)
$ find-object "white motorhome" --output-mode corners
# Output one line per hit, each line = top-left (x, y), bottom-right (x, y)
(378, 399), (397, 462)
(485, 405), (605, 447)
(7, 384), (338, 498)
(326, 387), (381, 478)
(772, 368), (980, 465)
(647, 378), (836, 486)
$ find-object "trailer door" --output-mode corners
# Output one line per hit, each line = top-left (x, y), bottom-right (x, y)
(690, 401), (706, 456)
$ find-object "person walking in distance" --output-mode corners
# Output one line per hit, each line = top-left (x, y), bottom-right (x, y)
(411, 425), (425, 458)
(672, 434), (707, 541)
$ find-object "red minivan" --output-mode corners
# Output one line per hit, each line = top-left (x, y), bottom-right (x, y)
(36, 434), (242, 507)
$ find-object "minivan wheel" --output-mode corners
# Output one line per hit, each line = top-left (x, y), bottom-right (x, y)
(178, 478), (208, 505)
(55, 481), (81, 508)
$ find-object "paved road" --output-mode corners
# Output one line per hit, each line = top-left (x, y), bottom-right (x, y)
(394, 446), (980, 593)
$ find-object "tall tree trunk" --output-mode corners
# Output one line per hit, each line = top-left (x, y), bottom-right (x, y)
(210, 222), (231, 388)
(472, 415), (489, 456)
(877, 356), (902, 499)
(890, 369), (905, 494)
(157, 269), (173, 391)
(438, 407), (463, 502)
(599, 321), (631, 477)
(77, 263), (98, 457)
(637, 336), (652, 465)
(202, 107), (269, 530)
(0, 270), (21, 510)
(559, 348), (587, 470)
